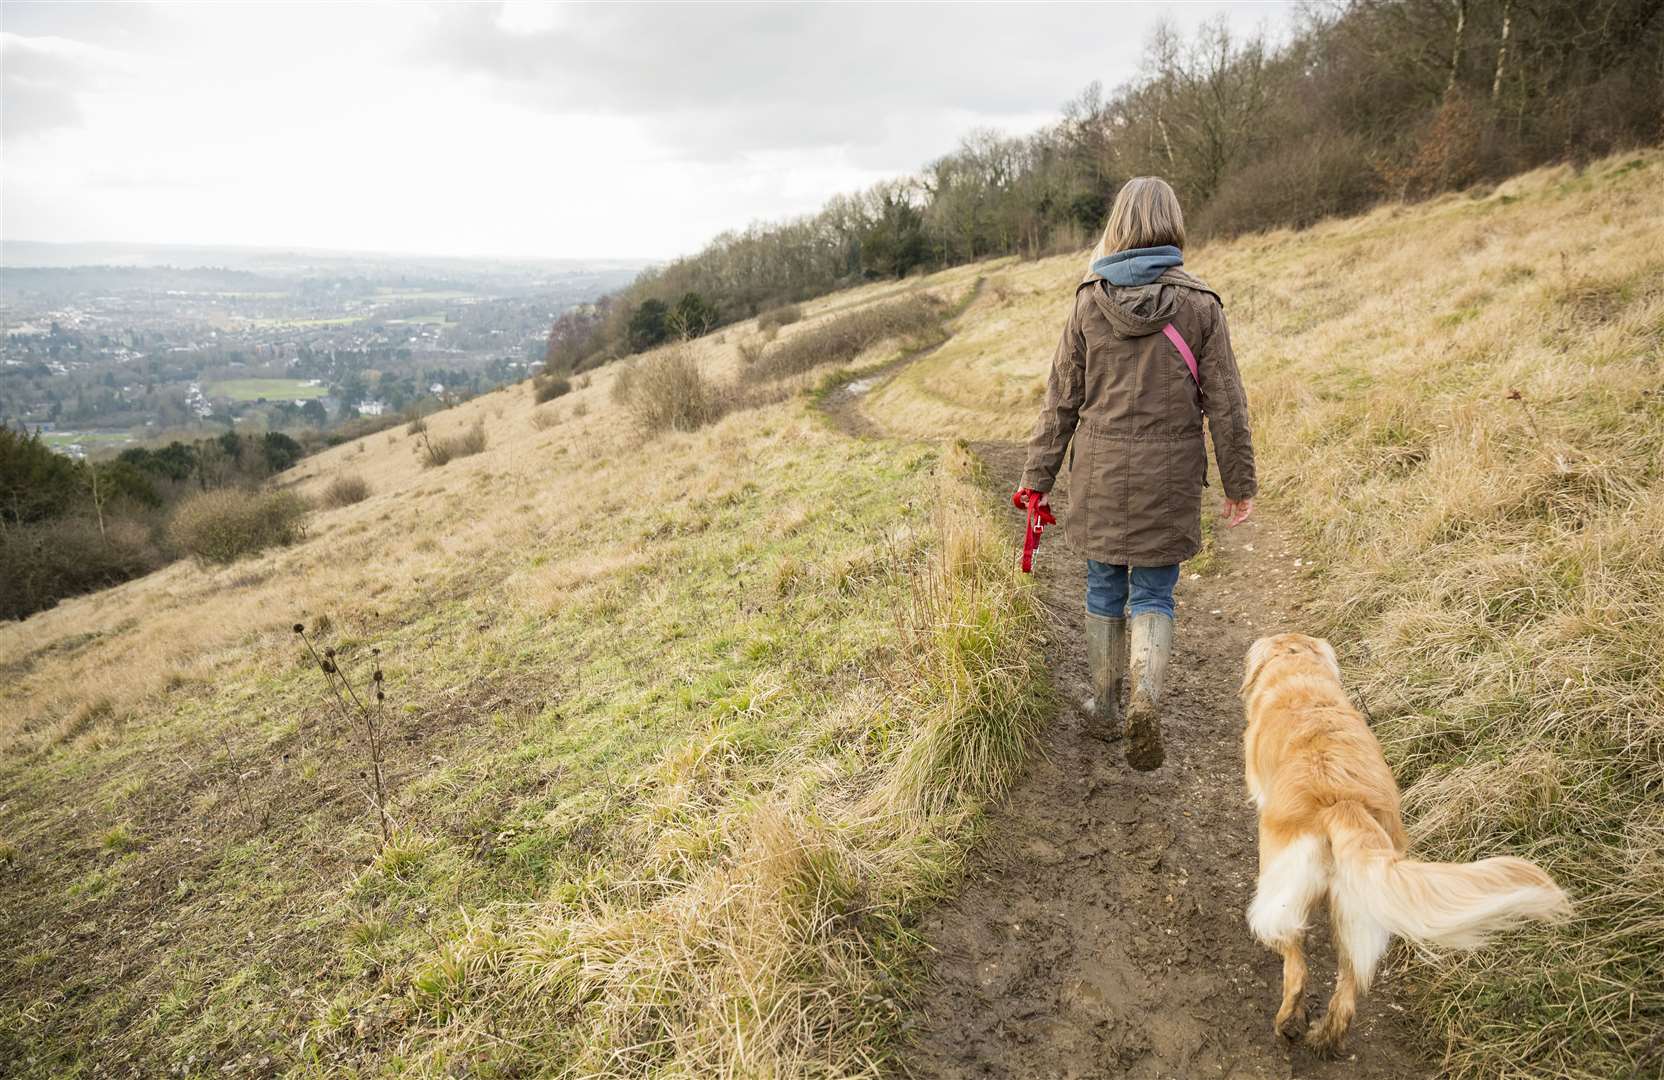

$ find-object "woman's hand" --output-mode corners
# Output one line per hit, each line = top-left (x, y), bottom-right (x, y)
(1012, 488), (1052, 513)
(1221, 497), (1254, 527)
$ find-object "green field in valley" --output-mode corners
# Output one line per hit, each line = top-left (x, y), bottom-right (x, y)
(206, 378), (328, 401)
(39, 431), (136, 450)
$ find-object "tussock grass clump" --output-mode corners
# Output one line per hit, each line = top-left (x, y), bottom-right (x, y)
(451, 423), (488, 457)
(752, 293), (946, 381)
(532, 374), (572, 403)
(319, 473), (371, 508)
(756, 302), (803, 331)
(611, 345), (729, 434)
(101, 824), (137, 852)
(418, 421), (488, 468)
(875, 441), (1050, 817)
(529, 408), (561, 431)
(167, 488), (309, 565)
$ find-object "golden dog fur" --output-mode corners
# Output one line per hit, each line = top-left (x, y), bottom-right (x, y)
(1239, 633), (1571, 1054)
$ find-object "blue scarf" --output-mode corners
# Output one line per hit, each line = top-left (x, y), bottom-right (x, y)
(1090, 245), (1183, 286)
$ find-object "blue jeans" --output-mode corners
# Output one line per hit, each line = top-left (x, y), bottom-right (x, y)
(1085, 561), (1180, 620)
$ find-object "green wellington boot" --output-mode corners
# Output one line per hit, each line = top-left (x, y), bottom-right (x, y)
(1084, 612), (1127, 742)
(1124, 612), (1174, 771)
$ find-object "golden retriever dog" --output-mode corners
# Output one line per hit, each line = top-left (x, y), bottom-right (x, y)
(1239, 633), (1570, 1055)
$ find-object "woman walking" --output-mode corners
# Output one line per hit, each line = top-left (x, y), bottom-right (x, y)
(1015, 177), (1257, 771)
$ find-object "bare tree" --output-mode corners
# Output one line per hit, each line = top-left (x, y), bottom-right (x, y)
(86, 463), (109, 543)
(1447, 0), (1469, 96)
(1492, 0), (1515, 99)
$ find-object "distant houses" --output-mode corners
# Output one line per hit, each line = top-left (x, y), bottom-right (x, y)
(357, 400), (389, 417)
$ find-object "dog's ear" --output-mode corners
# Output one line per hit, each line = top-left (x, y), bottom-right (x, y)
(1240, 637), (1274, 698)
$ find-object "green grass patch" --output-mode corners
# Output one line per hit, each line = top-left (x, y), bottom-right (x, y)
(39, 431), (134, 449)
(206, 378), (328, 401)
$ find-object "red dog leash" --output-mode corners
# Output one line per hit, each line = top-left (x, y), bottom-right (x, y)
(1012, 488), (1056, 573)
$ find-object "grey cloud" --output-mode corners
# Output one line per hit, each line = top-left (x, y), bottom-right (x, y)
(0, 2), (162, 47)
(2, 35), (92, 139)
(423, 2), (1278, 166)
(1, 3), (158, 142)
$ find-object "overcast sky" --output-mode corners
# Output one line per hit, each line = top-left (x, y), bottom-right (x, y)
(2, 1), (1294, 261)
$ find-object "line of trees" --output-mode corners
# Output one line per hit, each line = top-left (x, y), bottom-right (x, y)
(543, 0), (1662, 374)
(0, 426), (307, 620)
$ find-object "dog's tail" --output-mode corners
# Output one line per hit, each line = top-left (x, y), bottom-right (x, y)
(1322, 800), (1571, 950)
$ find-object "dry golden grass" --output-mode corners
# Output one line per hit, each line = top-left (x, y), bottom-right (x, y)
(863, 148), (1664, 1080)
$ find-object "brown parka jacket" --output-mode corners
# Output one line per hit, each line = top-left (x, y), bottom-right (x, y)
(1020, 266), (1256, 567)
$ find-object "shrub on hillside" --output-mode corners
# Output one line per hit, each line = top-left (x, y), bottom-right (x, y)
(751, 293), (945, 381)
(0, 517), (163, 620)
(168, 488), (310, 565)
(449, 423), (488, 458)
(417, 422), (488, 468)
(612, 346), (728, 435)
(533, 375), (573, 403)
(1379, 94), (1498, 200)
(320, 473), (371, 508)
(1194, 133), (1383, 236)
(757, 303), (803, 332)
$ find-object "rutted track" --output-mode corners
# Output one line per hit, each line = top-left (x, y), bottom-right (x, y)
(818, 329), (1431, 1079)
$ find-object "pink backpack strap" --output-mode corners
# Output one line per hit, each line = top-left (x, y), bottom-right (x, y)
(1160, 323), (1199, 385)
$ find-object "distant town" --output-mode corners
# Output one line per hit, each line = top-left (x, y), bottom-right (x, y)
(0, 242), (643, 458)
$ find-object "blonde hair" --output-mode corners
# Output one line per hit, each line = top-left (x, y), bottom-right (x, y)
(1092, 176), (1186, 260)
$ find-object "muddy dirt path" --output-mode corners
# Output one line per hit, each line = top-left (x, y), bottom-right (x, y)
(820, 364), (1433, 1078)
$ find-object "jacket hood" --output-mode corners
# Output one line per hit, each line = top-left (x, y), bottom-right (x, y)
(1077, 266), (1220, 339)
(1090, 245), (1183, 286)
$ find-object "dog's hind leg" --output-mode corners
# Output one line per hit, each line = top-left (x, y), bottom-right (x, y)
(1305, 953), (1360, 1056)
(1273, 938), (1309, 1040)
(1306, 884), (1391, 1056)
(1248, 828), (1327, 1041)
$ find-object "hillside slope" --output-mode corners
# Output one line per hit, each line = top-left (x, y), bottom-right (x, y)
(0, 275), (1046, 1076)
(3, 148), (1660, 1079)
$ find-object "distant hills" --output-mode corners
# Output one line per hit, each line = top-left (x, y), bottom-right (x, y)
(1, 240), (649, 280)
